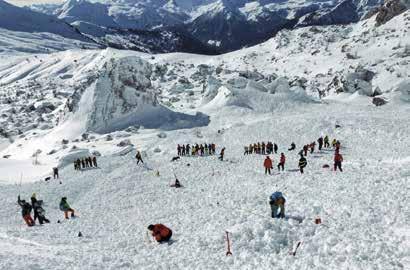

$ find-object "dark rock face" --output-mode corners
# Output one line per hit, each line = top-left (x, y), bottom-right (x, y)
(375, 0), (408, 26)
(297, 0), (360, 27)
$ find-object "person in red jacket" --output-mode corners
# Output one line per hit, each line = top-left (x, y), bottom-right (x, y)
(334, 152), (343, 172)
(277, 153), (286, 171)
(264, 156), (273, 175)
(148, 224), (172, 243)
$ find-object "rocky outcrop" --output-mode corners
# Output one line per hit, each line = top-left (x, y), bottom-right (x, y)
(341, 67), (377, 96)
(366, 0), (409, 26)
(297, 0), (360, 27)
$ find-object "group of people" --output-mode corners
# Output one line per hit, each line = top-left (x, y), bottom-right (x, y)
(74, 156), (98, 170)
(263, 153), (286, 174)
(259, 135), (343, 174)
(244, 142), (278, 155)
(17, 194), (76, 226)
(177, 143), (217, 157)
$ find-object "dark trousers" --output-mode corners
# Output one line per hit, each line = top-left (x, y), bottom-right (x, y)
(318, 143), (323, 150)
(265, 168), (271, 175)
(334, 161), (343, 172)
(277, 163), (284, 171)
(300, 167), (304, 174)
(137, 158), (144, 164)
(53, 172), (59, 179)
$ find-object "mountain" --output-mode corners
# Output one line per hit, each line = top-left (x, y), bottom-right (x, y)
(25, 0), (387, 53)
(0, 0), (91, 42)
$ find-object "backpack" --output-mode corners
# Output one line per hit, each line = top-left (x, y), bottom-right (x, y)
(270, 192), (285, 202)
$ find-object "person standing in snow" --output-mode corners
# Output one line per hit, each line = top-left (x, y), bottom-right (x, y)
(274, 143), (278, 154)
(334, 152), (343, 172)
(17, 195), (35, 227)
(277, 153), (286, 171)
(135, 151), (144, 164)
(148, 224), (173, 243)
(53, 167), (59, 179)
(324, 136), (330, 148)
(177, 144), (181, 156)
(269, 192), (286, 218)
(264, 156), (273, 175)
(186, 144), (190, 156)
(288, 142), (296, 151)
(31, 193), (50, 225)
(59, 197), (75, 219)
(298, 155), (307, 174)
(303, 145), (309, 156)
(332, 139), (337, 148)
(92, 156), (98, 167)
(219, 147), (225, 161)
(310, 142), (316, 154)
(318, 137), (324, 151)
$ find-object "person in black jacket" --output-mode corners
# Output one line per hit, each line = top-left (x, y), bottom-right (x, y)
(288, 142), (296, 151)
(18, 196), (35, 226)
(298, 155), (307, 174)
(30, 194), (50, 225)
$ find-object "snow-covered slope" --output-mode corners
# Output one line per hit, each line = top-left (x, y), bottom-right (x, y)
(0, 7), (409, 269)
(0, 0), (90, 41)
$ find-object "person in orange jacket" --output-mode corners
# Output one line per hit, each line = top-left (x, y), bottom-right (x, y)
(264, 156), (273, 175)
(148, 224), (173, 243)
(334, 152), (343, 172)
(277, 153), (286, 171)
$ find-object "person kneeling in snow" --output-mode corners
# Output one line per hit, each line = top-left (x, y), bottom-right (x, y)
(148, 224), (173, 243)
(269, 192), (286, 219)
(59, 197), (76, 219)
(17, 196), (35, 226)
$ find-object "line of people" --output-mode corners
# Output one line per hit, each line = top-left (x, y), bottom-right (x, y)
(17, 194), (76, 227)
(177, 143), (216, 156)
(74, 156), (98, 170)
(244, 141), (278, 155)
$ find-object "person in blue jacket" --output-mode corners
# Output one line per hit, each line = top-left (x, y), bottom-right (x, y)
(269, 192), (286, 218)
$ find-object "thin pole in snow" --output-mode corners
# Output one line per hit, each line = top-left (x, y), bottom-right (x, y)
(225, 231), (232, 256)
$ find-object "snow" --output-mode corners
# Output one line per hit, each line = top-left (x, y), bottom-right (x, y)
(0, 6), (409, 269)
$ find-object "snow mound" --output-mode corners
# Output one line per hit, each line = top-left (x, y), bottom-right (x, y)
(62, 56), (210, 134)
(57, 148), (90, 168)
(201, 78), (314, 112)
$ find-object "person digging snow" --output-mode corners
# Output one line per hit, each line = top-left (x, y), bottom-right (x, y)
(288, 142), (296, 151)
(298, 155), (307, 174)
(269, 192), (286, 218)
(31, 193), (50, 225)
(59, 197), (76, 219)
(17, 195), (35, 226)
(264, 156), (273, 175)
(148, 224), (173, 243)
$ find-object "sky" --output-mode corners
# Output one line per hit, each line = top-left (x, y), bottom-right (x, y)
(5, 0), (64, 6)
